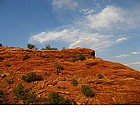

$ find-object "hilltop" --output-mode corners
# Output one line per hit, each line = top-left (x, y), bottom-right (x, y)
(0, 46), (140, 105)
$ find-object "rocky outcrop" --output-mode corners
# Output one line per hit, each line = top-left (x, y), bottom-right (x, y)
(0, 46), (140, 105)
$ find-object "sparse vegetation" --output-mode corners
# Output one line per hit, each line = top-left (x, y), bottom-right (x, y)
(13, 83), (26, 99)
(41, 44), (58, 50)
(22, 72), (42, 83)
(98, 74), (104, 79)
(57, 85), (61, 89)
(54, 62), (64, 75)
(71, 53), (86, 62)
(46, 92), (72, 105)
(81, 85), (95, 97)
(88, 55), (92, 59)
(72, 78), (78, 86)
(0, 90), (7, 104)
(27, 44), (36, 49)
(13, 83), (36, 102)
(26, 92), (36, 103)
(6, 78), (13, 84)
(1, 46), (140, 105)
(78, 53), (86, 61)
(0, 90), (6, 98)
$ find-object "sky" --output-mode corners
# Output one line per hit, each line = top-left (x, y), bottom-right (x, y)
(0, 0), (140, 70)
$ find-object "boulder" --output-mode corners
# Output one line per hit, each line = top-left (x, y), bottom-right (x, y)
(1, 74), (7, 78)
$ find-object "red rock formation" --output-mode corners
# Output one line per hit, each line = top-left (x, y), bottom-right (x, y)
(0, 46), (140, 105)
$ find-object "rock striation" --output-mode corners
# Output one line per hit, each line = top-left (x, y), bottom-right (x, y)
(0, 46), (140, 105)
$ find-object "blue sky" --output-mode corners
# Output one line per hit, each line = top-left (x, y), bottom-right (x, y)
(0, 0), (140, 70)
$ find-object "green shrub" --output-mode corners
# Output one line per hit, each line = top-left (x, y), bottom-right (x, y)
(26, 92), (36, 102)
(98, 74), (104, 79)
(78, 53), (86, 61)
(26, 72), (37, 82)
(41, 44), (58, 50)
(54, 62), (64, 75)
(57, 85), (61, 89)
(54, 62), (64, 70)
(72, 78), (78, 86)
(88, 55), (92, 59)
(13, 83), (36, 101)
(22, 72), (42, 83)
(46, 92), (72, 105)
(22, 75), (27, 81)
(0, 90), (7, 104)
(27, 44), (36, 49)
(71, 53), (86, 62)
(81, 85), (95, 97)
(6, 78), (13, 84)
(0, 90), (6, 98)
(13, 83), (25, 99)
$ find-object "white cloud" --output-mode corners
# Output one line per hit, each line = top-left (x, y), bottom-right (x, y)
(131, 51), (140, 55)
(69, 36), (98, 48)
(85, 6), (124, 30)
(114, 54), (130, 58)
(69, 33), (114, 50)
(29, 5), (138, 51)
(116, 37), (128, 42)
(125, 62), (140, 71)
(84, 6), (134, 30)
(80, 9), (95, 16)
(29, 29), (115, 50)
(126, 62), (140, 65)
(52, 0), (78, 9)
(29, 29), (79, 44)
(114, 51), (140, 59)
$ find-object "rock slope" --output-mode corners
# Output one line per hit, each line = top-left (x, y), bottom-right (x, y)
(0, 46), (140, 105)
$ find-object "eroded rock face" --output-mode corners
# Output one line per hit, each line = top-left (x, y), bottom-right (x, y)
(0, 46), (140, 105)
(0, 73), (9, 78)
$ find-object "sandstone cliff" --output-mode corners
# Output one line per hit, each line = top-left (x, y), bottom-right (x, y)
(0, 46), (140, 104)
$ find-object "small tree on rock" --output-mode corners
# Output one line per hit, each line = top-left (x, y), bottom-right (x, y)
(41, 44), (58, 50)
(27, 44), (36, 49)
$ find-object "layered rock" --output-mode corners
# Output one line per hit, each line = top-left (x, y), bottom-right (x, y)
(0, 46), (140, 105)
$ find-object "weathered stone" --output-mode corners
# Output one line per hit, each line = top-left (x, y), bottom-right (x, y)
(1, 74), (7, 78)
(0, 46), (140, 105)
